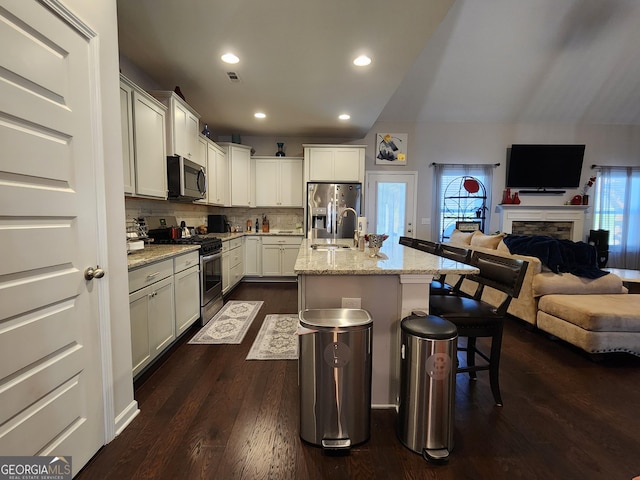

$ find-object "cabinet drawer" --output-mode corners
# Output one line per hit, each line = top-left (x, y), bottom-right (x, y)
(229, 262), (243, 285)
(128, 259), (173, 293)
(261, 236), (303, 246)
(174, 251), (199, 273)
(229, 249), (243, 268)
(229, 237), (243, 250)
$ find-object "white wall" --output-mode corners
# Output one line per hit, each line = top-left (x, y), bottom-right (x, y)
(362, 121), (640, 240)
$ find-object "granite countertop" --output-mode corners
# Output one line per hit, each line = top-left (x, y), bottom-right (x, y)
(208, 230), (305, 240)
(127, 244), (200, 270)
(294, 238), (479, 276)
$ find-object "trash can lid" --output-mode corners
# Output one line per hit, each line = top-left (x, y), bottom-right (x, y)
(401, 314), (457, 339)
(299, 308), (372, 328)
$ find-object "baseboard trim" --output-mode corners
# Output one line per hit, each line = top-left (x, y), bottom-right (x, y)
(114, 400), (140, 437)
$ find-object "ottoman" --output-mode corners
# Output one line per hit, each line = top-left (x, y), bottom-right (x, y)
(537, 294), (640, 356)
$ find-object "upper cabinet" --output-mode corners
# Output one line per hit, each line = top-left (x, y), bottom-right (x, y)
(304, 145), (366, 184)
(220, 143), (253, 207)
(254, 157), (303, 207)
(206, 138), (229, 206)
(120, 75), (168, 199)
(149, 90), (201, 163)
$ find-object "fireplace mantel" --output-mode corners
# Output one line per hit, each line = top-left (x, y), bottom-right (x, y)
(496, 205), (589, 242)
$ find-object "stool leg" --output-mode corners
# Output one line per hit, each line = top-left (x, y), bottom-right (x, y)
(489, 325), (504, 406)
(466, 336), (477, 380)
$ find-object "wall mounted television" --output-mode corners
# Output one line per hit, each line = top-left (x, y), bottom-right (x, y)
(506, 144), (585, 192)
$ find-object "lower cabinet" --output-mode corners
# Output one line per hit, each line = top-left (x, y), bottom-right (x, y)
(261, 236), (303, 276)
(129, 260), (175, 378)
(173, 251), (201, 337)
(244, 235), (262, 276)
(222, 237), (244, 294)
(129, 250), (200, 378)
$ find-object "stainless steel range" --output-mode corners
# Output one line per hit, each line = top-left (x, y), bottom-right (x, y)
(144, 216), (223, 325)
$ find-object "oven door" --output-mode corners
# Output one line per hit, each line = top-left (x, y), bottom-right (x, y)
(201, 251), (222, 308)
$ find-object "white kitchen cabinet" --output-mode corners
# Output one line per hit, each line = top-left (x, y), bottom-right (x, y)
(222, 237), (244, 294)
(254, 157), (303, 207)
(173, 251), (200, 336)
(220, 143), (253, 207)
(244, 236), (262, 276)
(150, 90), (201, 161)
(208, 140), (229, 206)
(304, 145), (366, 184)
(261, 236), (302, 276)
(128, 259), (175, 377)
(195, 134), (207, 168)
(120, 75), (168, 199)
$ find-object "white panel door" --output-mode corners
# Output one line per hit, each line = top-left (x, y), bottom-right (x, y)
(0, 1), (105, 473)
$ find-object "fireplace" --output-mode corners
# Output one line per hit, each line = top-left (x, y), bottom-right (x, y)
(511, 221), (573, 240)
(496, 205), (589, 242)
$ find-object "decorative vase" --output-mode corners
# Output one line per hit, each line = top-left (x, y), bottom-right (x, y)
(502, 188), (512, 204)
(512, 192), (521, 204)
(275, 142), (285, 157)
(201, 124), (211, 138)
(367, 234), (387, 257)
(582, 194), (589, 205)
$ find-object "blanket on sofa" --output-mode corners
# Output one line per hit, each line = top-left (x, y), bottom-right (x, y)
(503, 235), (607, 279)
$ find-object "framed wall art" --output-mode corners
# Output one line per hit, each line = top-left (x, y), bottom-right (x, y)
(375, 133), (408, 165)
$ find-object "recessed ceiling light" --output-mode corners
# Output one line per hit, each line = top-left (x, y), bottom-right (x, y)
(221, 53), (239, 64)
(338, 114), (351, 120)
(254, 112), (266, 119)
(353, 55), (371, 67)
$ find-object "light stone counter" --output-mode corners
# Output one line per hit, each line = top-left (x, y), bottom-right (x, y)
(295, 238), (476, 275)
(295, 237), (478, 408)
(206, 230), (305, 241)
(127, 244), (200, 270)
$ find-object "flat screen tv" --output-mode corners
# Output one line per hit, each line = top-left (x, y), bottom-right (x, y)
(506, 144), (585, 191)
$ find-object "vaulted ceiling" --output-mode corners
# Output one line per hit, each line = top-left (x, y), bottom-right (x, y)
(117, 0), (640, 139)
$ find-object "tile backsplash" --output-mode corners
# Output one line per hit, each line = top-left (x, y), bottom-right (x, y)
(125, 197), (304, 233)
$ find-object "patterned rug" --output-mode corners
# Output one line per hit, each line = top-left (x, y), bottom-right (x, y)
(188, 301), (263, 344)
(246, 314), (299, 360)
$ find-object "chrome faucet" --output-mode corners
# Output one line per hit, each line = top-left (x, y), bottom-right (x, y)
(338, 207), (359, 245)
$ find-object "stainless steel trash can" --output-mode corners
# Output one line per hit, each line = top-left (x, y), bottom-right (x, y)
(397, 311), (457, 463)
(298, 308), (372, 452)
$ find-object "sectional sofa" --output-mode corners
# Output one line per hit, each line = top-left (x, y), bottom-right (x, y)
(441, 229), (640, 357)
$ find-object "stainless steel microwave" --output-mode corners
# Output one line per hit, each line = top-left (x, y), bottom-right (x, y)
(167, 155), (206, 201)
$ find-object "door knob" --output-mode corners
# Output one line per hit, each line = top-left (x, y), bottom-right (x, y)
(84, 266), (105, 280)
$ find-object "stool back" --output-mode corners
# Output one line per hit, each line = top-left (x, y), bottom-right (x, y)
(414, 239), (439, 254)
(439, 244), (471, 264)
(467, 251), (528, 315)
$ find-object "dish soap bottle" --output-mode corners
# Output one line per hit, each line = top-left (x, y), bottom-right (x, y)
(255, 218), (259, 232)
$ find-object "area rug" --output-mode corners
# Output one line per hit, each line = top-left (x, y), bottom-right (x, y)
(246, 314), (299, 360)
(188, 301), (263, 344)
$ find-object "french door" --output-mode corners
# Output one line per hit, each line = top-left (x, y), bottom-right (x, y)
(365, 172), (417, 245)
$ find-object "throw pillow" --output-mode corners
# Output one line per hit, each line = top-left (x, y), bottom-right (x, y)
(470, 232), (506, 250)
(449, 229), (477, 245)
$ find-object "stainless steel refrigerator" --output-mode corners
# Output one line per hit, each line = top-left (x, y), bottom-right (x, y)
(307, 183), (361, 239)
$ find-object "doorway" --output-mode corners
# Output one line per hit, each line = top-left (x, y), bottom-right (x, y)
(365, 172), (417, 245)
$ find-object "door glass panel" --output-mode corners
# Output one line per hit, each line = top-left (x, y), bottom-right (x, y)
(376, 182), (406, 246)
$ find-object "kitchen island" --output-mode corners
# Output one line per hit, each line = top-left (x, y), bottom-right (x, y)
(295, 238), (479, 407)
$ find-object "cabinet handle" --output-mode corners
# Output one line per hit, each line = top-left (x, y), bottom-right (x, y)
(146, 272), (160, 280)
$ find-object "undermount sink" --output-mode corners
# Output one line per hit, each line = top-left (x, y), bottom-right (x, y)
(277, 230), (294, 233)
(310, 243), (352, 250)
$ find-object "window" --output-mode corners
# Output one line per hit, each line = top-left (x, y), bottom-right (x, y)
(592, 167), (640, 269)
(432, 164), (493, 242)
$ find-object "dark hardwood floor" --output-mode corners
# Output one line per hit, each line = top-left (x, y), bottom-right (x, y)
(78, 282), (640, 479)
